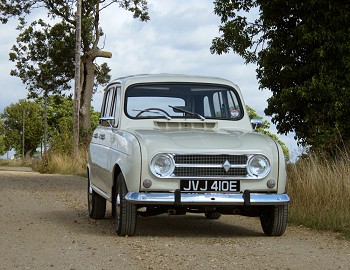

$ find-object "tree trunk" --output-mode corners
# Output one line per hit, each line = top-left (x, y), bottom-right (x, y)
(80, 58), (95, 134)
(77, 0), (112, 139)
(79, 49), (112, 136)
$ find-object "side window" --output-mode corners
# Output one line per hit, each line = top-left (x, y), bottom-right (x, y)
(101, 87), (115, 117)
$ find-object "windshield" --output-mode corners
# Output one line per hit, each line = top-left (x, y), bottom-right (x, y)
(125, 83), (243, 120)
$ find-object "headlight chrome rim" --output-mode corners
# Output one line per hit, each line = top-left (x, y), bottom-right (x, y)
(150, 153), (175, 178)
(247, 155), (271, 178)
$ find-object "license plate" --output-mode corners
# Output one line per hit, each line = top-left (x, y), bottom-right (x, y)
(180, 180), (240, 192)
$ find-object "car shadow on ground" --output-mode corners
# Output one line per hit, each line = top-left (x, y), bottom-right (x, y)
(135, 214), (264, 238)
(39, 207), (264, 238)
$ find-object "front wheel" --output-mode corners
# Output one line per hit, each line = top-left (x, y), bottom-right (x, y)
(260, 204), (288, 236)
(88, 177), (106, 219)
(115, 173), (137, 236)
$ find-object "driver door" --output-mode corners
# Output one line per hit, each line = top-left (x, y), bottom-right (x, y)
(89, 85), (120, 195)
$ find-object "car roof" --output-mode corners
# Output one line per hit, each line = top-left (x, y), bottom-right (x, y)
(109, 74), (238, 89)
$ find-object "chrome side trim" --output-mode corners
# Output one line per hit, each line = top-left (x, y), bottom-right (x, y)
(125, 192), (290, 206)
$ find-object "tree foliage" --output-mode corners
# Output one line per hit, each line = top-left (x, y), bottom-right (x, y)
(1, 0), (149, 135)
(246, 106), (290, 161)
(1, 100), (43, 157)
(211, 0), (350, 152)
(9, 19), (75, 97)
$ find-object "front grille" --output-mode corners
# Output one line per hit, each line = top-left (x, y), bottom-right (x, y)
(174, 154), (247, 165)
(173, 154), (248, 178)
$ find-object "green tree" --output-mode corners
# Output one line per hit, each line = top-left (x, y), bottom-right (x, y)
(1, 100), (44, 157)
(35, 95), (100, 154)
(0, 96), (99, 158)
(247, 106), (290, 161)
(211, 0), (350, 152)
(1, 0), (149, 135)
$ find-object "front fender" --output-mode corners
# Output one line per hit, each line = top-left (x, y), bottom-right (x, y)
(108, 130), (142, 194)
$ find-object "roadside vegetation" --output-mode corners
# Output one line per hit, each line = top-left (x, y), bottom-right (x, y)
(31, 150), (87, 177)
(287, 151), (350, 239)
(0, 95), (98, 176)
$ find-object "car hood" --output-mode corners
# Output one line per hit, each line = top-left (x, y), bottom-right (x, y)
(129, 128), (277, 154)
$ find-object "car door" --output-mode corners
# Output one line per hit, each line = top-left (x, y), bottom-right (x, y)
(89, 85), (118, 195)
(102, 85), (122, 196)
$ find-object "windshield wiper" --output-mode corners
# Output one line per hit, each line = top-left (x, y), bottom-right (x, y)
(132, 109), (172, 120)
(168, 105), (205, 121)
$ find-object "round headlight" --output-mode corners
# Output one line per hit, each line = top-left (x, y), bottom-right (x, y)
(247, 155), (271, 178)
(150, 154), (175, 177)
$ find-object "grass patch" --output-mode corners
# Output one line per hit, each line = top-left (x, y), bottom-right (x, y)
(0, 158), (32, 167)
(32, 149), (87, 177)
(287, 151), (350, 239)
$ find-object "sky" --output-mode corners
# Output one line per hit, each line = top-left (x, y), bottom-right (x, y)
(0, 0), (301, 160)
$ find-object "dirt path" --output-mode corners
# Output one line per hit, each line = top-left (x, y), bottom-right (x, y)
(0, 170), (349, 270)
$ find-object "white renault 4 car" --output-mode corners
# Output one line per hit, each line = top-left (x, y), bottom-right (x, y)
(87, 74), (289, 236)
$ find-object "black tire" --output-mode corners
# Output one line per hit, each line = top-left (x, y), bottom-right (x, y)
(115, 173), (137, 236)
(205, 212), (222, 220)
(88, 178), (106, 219)
(260, 204), (288, 236)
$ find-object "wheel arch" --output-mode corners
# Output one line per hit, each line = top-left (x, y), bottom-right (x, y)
(113, 164), (122, 187)
(274, 140), (287, 194)
(86, 164), (90, 180)
(111, 163), (122, 217)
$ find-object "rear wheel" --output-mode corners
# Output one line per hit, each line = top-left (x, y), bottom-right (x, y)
(88, 177), (106, 219)
(115, 173), (137, 236)
(205, 212), (222, 220)
(260, 204), (288, 236)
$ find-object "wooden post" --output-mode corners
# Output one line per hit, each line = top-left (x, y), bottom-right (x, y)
(43, 91), (48, 155)
(22, 102), (25, 160)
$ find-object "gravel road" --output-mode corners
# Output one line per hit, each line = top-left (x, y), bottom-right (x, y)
(0, 170), (349, 270)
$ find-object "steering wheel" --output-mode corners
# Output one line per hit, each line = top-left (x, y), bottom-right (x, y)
(135, 108), (171, 118)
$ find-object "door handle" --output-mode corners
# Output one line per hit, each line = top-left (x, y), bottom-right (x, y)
(99, 134), (106, 140)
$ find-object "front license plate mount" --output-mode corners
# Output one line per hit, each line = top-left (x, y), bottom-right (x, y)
(180, 180), (240, 192)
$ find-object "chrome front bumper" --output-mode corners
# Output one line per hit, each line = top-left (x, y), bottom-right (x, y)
(125, 191), (290, 206)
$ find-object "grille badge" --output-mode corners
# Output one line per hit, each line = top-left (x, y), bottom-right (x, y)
(222, 160), (231, 172)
